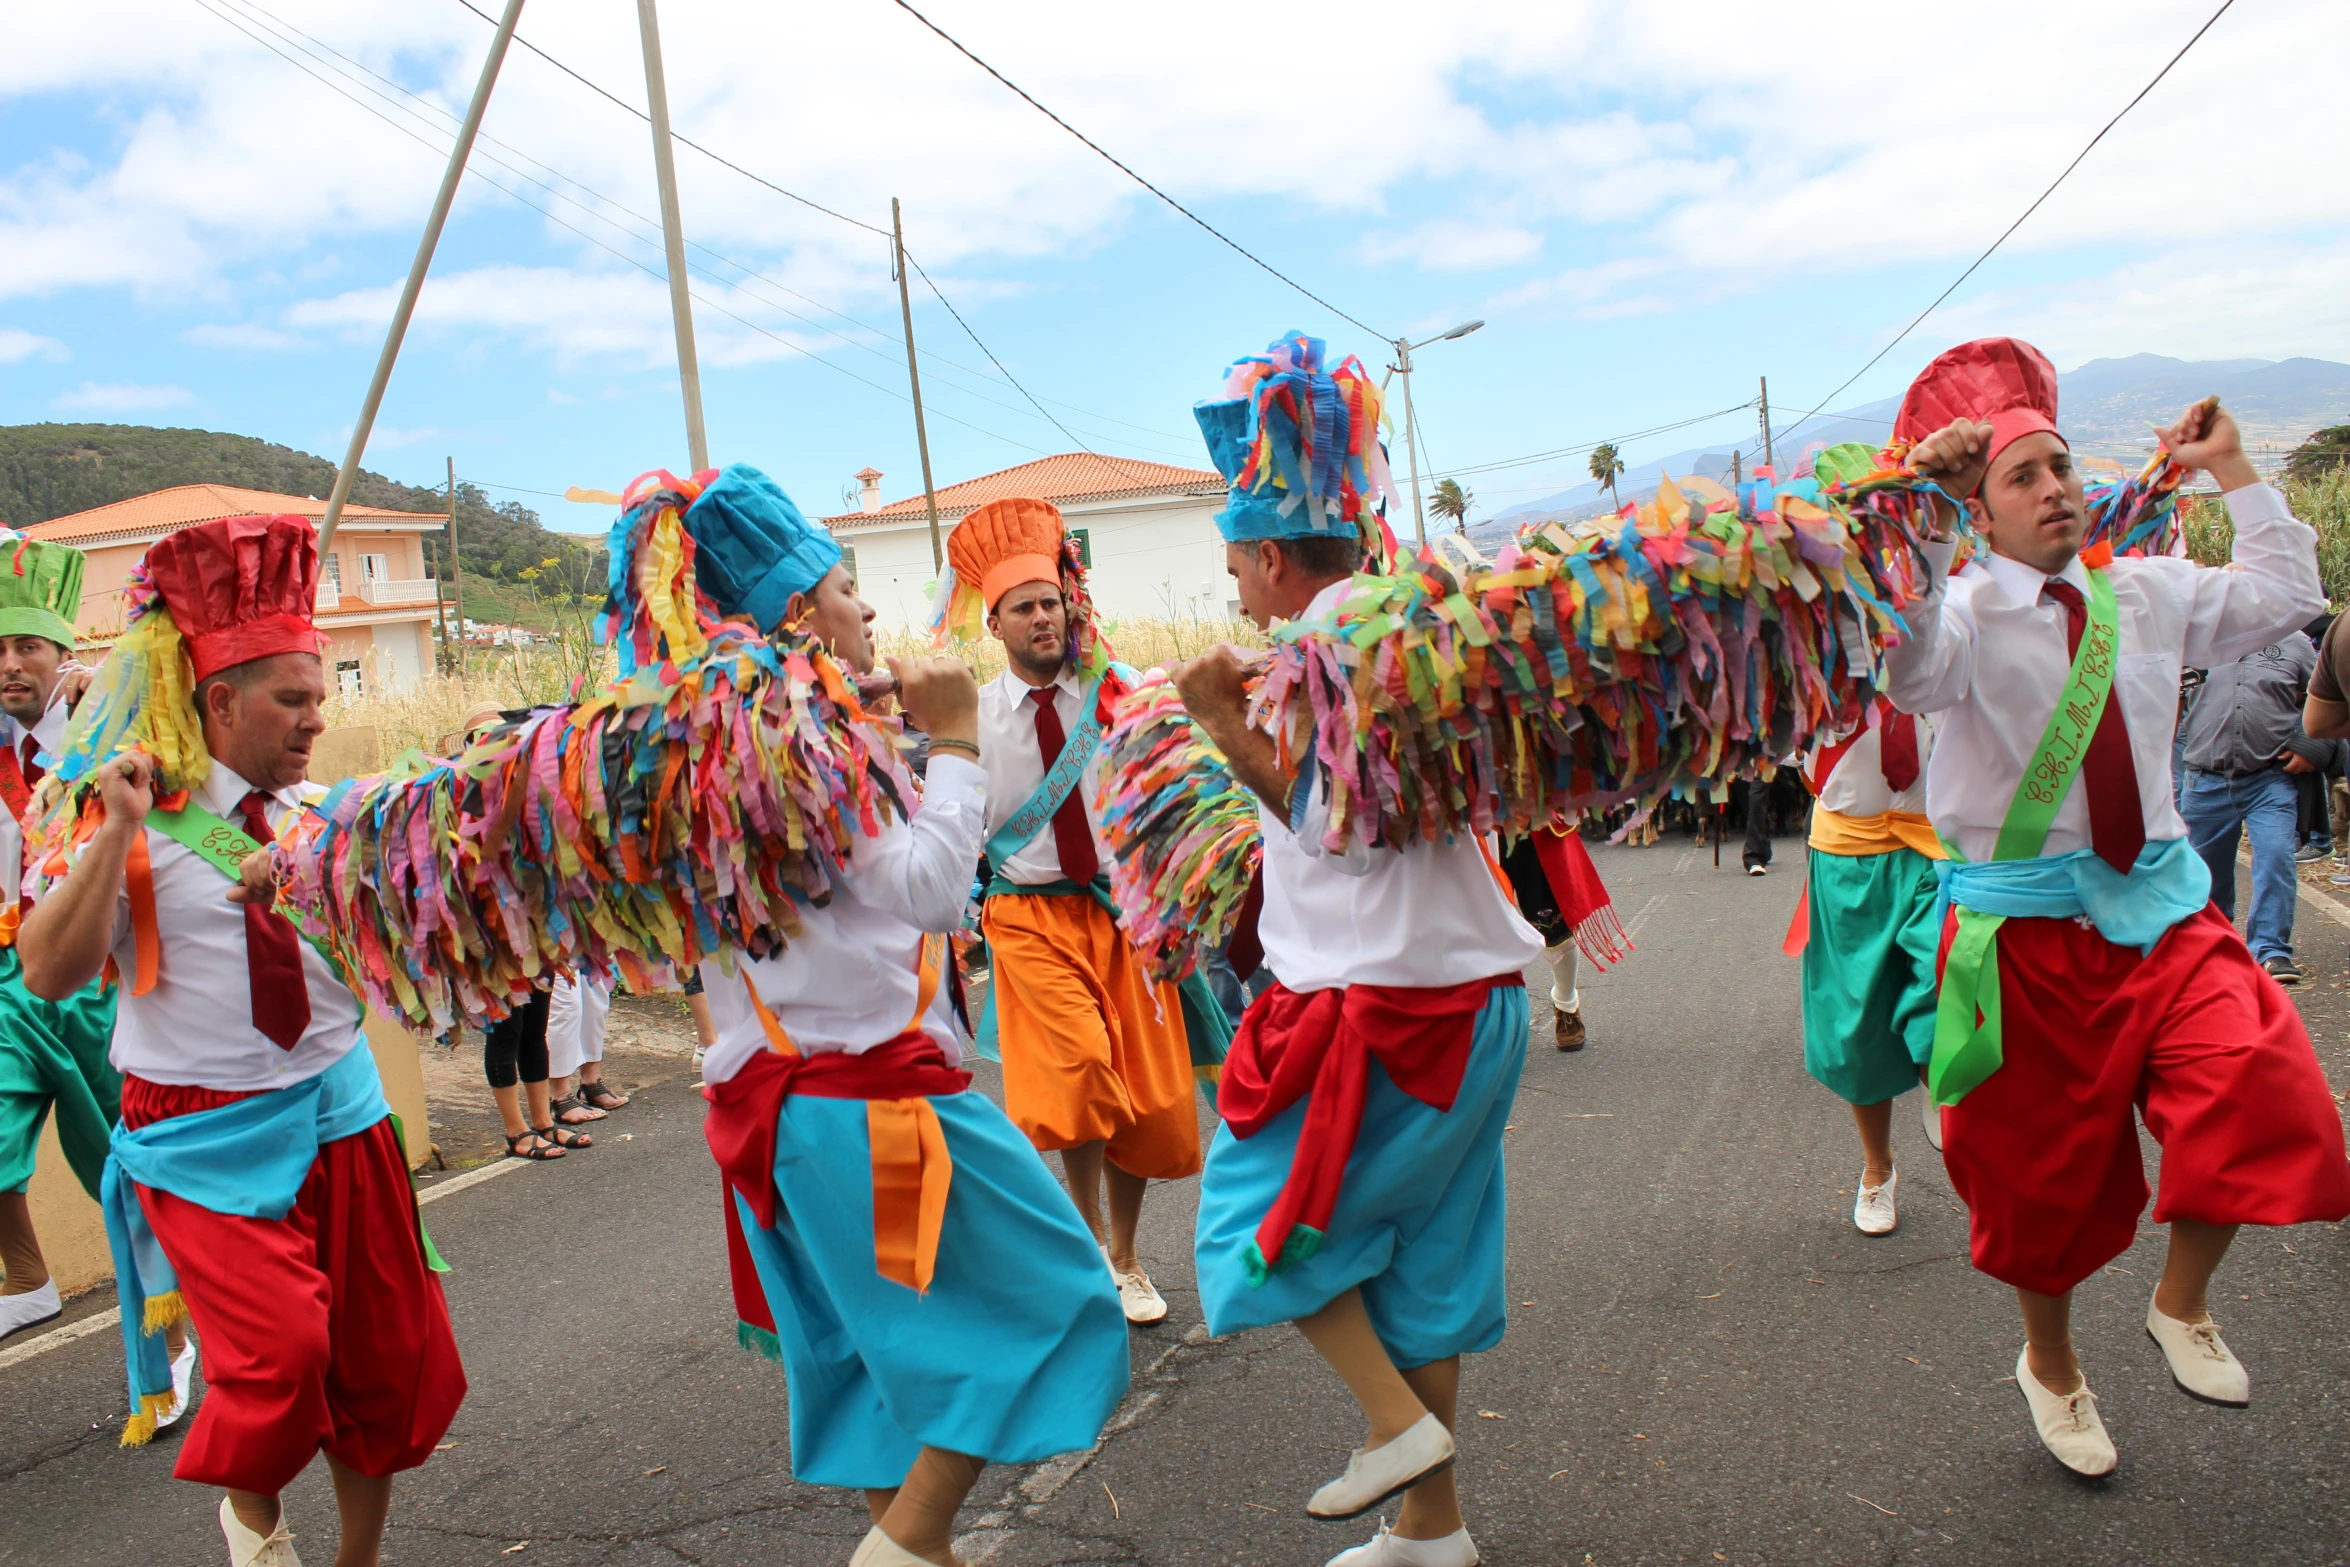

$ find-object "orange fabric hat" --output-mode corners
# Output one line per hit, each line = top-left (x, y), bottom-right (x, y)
(947, 497), (1066, 611)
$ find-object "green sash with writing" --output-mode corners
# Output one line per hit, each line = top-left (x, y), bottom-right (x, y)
(1928, 568), (2119, 1106)
(147, 802), (353, 992)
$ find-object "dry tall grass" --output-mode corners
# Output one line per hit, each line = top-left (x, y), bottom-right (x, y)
(325, 616), (1269, 758)
(2183, 470), (2350, 604)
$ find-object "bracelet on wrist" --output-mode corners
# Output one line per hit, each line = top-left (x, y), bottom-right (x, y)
(929, 737), (981, 760)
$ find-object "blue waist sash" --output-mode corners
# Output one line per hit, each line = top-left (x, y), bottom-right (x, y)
(1935, 836), (2211, 953)
(100, 1045), (393, 1439)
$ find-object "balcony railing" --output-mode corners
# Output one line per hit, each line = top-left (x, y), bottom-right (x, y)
(321, 573), (441, 606)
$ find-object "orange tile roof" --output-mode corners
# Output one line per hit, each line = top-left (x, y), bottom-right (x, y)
(28, 484), (447, 545)
(823, 453), (1222, 529)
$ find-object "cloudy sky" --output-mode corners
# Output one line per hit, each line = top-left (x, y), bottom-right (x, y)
(5, 0), (2345, 528)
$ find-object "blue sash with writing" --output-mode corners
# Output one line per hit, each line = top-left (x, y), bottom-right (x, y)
(983, 670), (1119, 867)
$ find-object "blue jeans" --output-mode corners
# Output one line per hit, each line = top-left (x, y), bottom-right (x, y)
(2180, 766), (2299, 962)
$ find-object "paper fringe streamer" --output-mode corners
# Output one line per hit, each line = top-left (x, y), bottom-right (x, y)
(1087, 668), (1266, 983)
(260, 622), (912, 1033)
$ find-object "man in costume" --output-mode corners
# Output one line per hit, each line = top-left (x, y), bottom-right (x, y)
(0, 535), (132, 1344)
(1887, 337), (2350, 1475)
(675, 468), (1132, 1567)
(17, 514), (465, 1567)
(1174, 332), (1543, 1567)
(1496, 827), (1629, 1052)
(940, 496), (1212, 1325)
(1783, 698), (1945, 1235)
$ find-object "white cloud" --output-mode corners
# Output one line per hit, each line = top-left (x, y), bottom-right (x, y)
(54, 381), (194, 411)
(182, 321), (305, 351)
(0, 328), (67, 363)
(1361, 221), (1543, 272)
(5, 0), (2346, 370)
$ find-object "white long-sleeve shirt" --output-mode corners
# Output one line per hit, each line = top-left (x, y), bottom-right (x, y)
(1253, 582), (1546, 992)
(1808, 707), (1934, 818)
(976, 668), (1109, 885)
(58, 761), (367, 1092)
(1884, 482), (2321, 863)
(0, 688), (68, 888)
(700, 755), (986, 1085)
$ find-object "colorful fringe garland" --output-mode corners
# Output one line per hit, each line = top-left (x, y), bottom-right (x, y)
(266, 621), (912, 1033)
(1087, 669), (1266, 982)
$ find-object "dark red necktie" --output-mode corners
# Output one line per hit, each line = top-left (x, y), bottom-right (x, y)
(19, 736), (42, 788)
(1028, 687), (1100, 886)
(236, 791), (313, 1050)
(1876, 703), (1920, 793)
(2040, 581), (2146, 874)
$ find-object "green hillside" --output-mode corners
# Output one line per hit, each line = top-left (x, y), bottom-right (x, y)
(0, 424), (605, 615)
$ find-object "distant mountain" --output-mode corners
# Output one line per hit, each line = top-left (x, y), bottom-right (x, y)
(0, 423), (603, 597)
(1477, 354), (2350, 538)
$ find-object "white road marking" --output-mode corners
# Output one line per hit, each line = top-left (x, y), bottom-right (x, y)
(0, 1151), (528, 1373)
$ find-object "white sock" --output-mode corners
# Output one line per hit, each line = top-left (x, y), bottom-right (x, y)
(1372, 1526), (1478, 1566)
(1545, 941), (1578, 1013)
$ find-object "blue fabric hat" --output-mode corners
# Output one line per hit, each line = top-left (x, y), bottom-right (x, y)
(681, 465), (843, 632)
(1193, 331), (1390, 544)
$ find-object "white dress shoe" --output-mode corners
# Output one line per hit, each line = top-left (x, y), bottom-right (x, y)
(0, 1279), (62, 1340)
(847, 1524), (945, 1566)
(1325, 1521), (1480, 1566)
(2146, 1298), (2249, 1407)
(1852, 1169), (1898, 1236)
(1918, 1090), (1944, 1151)
(2015, 1348), (2117, 1477)
(156, 1335), (200, 1431)
(218, 1495), (302, 1567)
(1102, 1247), (1167, 1325)
(1308, 1413), (1455, 1520)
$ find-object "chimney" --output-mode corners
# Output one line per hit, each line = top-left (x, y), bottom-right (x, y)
(856, 467), (884, 515)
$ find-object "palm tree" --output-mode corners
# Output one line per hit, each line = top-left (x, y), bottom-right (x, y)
(1589, 443), (1626, 509)
(1430, 477), (1473, 532)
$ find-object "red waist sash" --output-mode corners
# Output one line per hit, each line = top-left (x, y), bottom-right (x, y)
(703, 1032), (970, 1325)
(1219, 973), (1522, 1283)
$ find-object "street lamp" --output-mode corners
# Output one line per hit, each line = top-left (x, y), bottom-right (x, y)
(1390, 319), (1484, 547)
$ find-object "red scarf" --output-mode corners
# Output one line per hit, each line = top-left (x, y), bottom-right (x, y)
(1530, 827), (1631, 968)
(703, 1035), (969, 1344)
(1218, 973), (1521, 1282)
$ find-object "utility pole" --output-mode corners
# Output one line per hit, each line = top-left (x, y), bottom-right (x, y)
(426, 537), (451, 668)
(1395, 336), (1427, 549)
(1758, 375), (1776, 473)
(891, 198), (944, 572)
(446, 456), (468, 676)
(319, 0), (524, 557)
(637, 0), (708, 472)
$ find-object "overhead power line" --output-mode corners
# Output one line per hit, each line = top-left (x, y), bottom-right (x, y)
(1763, 0), (2240, 459)
(882, 0), (1390, 342)
(1440, 402), (1760, 482)
(450, 0), (890, 237)
(197, 0), (1195, 464)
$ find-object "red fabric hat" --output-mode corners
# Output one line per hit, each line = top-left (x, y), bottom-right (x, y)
(1894, 337), (2065, 481)
(145, 514), (322, 681)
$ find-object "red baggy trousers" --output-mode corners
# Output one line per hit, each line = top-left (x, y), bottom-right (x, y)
(123, 1073), (467, 1495)
(1939, 905), (2350, 1297)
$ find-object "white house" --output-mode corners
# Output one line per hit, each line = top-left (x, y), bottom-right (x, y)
(822, 454), (1234, 629)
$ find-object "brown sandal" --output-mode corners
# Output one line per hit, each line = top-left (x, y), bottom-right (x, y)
(533, 1120), (592, 1150)
(504, 1129), (564, 1161)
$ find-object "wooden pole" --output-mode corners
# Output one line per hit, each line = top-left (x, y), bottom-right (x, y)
(426, 536), (451, 668)
(892, 199), (944, 573)
(1758, 375), (1776, 473)
(446, 456), (467, 676)
(637, 0), (708, 473)
(319, 0), (524, 557)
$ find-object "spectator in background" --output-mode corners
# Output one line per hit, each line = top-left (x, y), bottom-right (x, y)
(2179, 635), (2320, 985)
(483, 989), (584, 1158)
(547, 973), (623, 1117)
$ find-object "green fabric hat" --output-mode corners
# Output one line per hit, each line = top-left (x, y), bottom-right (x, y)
(0, 535), (84, 647)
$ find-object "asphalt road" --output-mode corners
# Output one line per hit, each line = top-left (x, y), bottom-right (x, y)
(4, 839), (2347, 1566)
